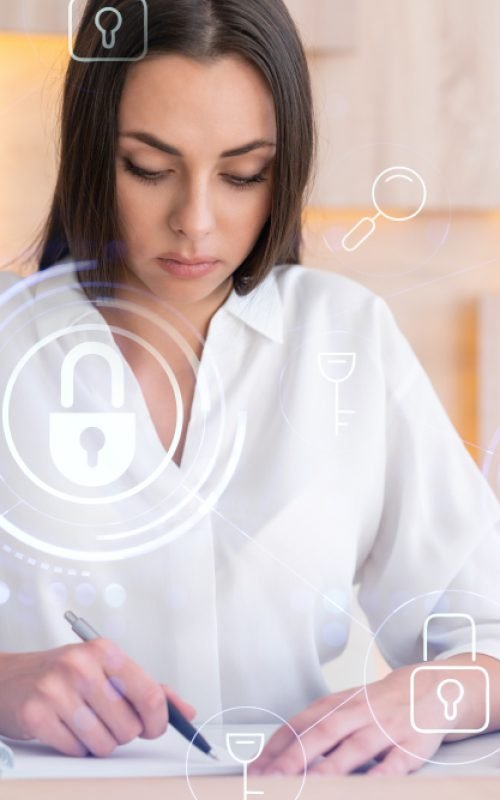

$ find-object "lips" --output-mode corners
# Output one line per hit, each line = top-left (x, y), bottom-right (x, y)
(156, 257), (220, 279)
(158, 254), (218, 265)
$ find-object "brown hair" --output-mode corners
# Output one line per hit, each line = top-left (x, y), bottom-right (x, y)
(39, 0), (317, 296)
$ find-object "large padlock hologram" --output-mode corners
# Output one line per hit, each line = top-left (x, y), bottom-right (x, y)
(49, 342), (136, 487)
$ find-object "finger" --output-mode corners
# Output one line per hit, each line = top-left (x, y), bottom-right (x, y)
(21, 702), (88, 758)
(79, 674), (144, 746)
(93, 639), (168, 739)
(308, 726), (391, 776)
(61, 698), (120, 758)
(250, 723), (296, 771)
(251, 687), (363, 773)
(258, 709), (366, 776)
(51, 718), (90, 758)
(368, 745), (423, 776)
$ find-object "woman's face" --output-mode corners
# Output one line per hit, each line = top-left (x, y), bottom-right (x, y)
(116, 54), (277, 318)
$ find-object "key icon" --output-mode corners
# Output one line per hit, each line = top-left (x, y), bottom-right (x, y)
(80, 427), (106, 468)
(95, 7), (123, 50)
(68, 1), (149, 63)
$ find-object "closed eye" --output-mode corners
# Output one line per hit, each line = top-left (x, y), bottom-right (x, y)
(121, 158), (268, 190)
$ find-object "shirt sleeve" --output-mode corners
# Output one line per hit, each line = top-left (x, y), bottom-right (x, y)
(356, 297), (500, 667)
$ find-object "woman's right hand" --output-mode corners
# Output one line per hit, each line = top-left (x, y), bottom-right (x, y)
(0, 639), (196, 757)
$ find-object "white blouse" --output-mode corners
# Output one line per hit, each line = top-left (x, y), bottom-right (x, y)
(0, 262), (499, 724)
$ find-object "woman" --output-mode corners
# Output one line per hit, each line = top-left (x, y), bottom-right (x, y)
(0, 0), (499, 777)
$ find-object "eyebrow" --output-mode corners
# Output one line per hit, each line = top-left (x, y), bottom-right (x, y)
(119, 131), (277, 158)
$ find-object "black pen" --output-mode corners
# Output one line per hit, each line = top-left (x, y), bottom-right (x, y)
(64, 610), (217, 761)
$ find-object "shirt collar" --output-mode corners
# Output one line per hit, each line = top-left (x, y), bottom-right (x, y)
(51, 259), (285, 344)
(221, 267), (284, 344)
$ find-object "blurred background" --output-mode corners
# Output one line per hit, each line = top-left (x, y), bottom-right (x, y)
(1, 0), (500, 686)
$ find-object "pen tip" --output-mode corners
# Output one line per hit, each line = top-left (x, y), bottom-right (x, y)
(64, 610), (77, 624)
(207, 751), (219, 761)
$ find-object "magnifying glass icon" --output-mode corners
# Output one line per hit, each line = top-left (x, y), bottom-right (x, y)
(341, 166), (427, 252)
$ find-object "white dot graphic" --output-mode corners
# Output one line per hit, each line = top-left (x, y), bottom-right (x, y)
(18, 589), (34, 607)
(0, 581), (10, 604)
(323, 587), (349, 613)
(48, 582), (68, 604)
(104, 584), (127, 608)
(75, 582), (97, 607)
(321, 619), (349, 648)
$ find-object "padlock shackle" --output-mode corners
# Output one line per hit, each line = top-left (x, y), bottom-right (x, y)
(60, 342), (125, 409)
(423, 613), (477, 662)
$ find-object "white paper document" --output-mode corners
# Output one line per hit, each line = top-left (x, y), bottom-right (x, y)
(1, 724), (277, 781)
(3, 725), (500, 780)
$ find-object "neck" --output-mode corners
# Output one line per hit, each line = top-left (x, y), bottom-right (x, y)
(98, 273), (234, 366)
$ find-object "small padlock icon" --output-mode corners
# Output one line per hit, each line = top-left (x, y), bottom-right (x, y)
(49, 342), (136, 488)
(68, 0), (148, 63)
(410, 613), (490, 734)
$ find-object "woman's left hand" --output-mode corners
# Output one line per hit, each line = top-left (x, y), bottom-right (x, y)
(249, 663), (459, 777)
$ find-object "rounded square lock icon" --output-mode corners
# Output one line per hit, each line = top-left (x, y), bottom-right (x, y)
(49, 342), (136, 488)
(410, 613), (490, 734)
(68, 1), (148, 63)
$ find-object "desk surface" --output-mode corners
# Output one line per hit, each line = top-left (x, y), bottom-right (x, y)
(2, 775), (500, 800)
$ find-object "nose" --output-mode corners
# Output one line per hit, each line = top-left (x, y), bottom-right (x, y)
(169, 177), (216, 240)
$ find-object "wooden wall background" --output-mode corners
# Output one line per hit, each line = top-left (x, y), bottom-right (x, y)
(301, 0), (500, 209)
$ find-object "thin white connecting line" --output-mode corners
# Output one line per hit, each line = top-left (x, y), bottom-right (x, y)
(462, 439), (500, 460)
(210, 506), (372, 635)
(460, 438), (500, 460)
(298, 687), (365, 738)
(0, 501), (21, 519)
(420, 421), (500, 466)
(383, 254), (500, 301)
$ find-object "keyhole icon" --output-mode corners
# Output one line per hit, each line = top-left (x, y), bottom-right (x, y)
(95, 7), (123, 50)
(436, 678), (465, 721)
(80, 427), (106, 468)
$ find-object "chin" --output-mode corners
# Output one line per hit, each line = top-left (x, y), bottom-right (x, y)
(124, 262), (233, 311)
(149, 278), (216, 308)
